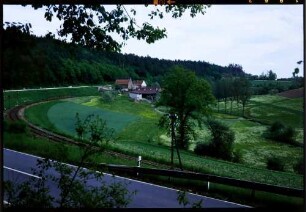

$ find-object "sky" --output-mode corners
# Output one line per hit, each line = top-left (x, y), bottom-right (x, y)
(3, 4), (304, 78)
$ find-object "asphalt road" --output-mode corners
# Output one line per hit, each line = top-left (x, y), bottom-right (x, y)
(3, 148), (249, 208)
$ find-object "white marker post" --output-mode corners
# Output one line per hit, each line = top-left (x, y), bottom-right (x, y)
(137, 156), (142, 167)
(137, 156), (142, 177)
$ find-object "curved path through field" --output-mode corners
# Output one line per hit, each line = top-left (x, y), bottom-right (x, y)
(5, 100), (171, 169)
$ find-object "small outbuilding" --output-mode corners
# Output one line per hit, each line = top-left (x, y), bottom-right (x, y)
(129, 87), (159, 101)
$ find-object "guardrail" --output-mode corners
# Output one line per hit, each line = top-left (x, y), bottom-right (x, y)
(92, 163), (304, 198)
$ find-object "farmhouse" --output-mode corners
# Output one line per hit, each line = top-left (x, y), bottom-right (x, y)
(115, 78), (133, 90)
(114, 78), (148, 91)
(129, 87), (159, 101)
(132, 80), (147, 89)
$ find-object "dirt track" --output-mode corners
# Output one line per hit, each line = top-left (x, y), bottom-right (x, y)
(277, 87), (304, 98)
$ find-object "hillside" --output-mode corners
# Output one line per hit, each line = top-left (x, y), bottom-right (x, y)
(2, 28), (245, 89)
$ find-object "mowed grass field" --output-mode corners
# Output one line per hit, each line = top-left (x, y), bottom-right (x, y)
(23, 93), (304, 189)
(47, 100), (138, 136)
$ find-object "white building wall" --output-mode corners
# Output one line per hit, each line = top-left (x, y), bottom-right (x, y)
(129, 92), (142, 100)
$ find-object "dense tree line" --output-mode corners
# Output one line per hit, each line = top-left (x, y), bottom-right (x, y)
(3, 27), (246, 89)
(213, 77), (251, 116)
(249, 70), (277, 81)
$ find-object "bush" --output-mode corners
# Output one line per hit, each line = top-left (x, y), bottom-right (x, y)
(194, 119), (235, 161)
(194, 142), (212, 156)
(293, 158), (304, 175)
(101, 91), (115, 103)
(264, 121), (296, 145)
(231, 150), (243, 163)
(269, 89), (278, 95)
(266, 155), (285, 171)
(206, 119), (235, 161)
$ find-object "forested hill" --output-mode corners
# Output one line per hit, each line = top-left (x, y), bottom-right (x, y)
(3, 28), (245, 89)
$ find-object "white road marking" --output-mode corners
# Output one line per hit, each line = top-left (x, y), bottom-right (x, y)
(4, 148), (44, 160)
(4, 148), (250, 207)
(4, 166), (41, 179)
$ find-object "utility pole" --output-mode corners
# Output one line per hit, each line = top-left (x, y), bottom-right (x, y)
(169, 113), (183, 171)
(170, 114), (175, 170)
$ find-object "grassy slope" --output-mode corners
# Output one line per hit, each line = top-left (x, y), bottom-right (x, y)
(22, 94), (303, 189)
(3, 87), (98, 110)
(3, 132), (150, 168)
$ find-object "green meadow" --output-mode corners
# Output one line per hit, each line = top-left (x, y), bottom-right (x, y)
(22, 93), (304, 189)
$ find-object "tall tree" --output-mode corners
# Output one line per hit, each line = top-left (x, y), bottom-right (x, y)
(267, 70), (277, 80)
(213, 80), (223, 113)
(236, 77), (252, 117)
(158, 66), (215, 149)
(220, 78), (231, 113)
(227, 77), (235, 114)
(293, 67), (299, 78)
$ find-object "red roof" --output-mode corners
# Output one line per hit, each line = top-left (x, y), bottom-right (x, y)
(115, 79), (130, 85)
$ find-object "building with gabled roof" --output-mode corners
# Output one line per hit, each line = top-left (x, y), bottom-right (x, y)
(115, 78), (133, 90)
(132, 80), (147, 89)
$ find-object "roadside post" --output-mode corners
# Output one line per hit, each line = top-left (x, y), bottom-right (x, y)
(137, 156), (142, 167)
(137, 156), (142, 176)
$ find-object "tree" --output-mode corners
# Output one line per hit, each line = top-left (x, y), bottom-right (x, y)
(267, 70), (277, 80)
(293, 67), (299, 78)
(227, 77), (236, 114)
(6, 5), (210, 52)
(157, 66), (215, 149)
(236, 77), (251, 117)
(219, 78), (231, 113)
(213, 80), (223, 113)
(227, 63), (245, 76)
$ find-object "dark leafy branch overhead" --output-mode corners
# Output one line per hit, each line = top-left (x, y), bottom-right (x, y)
(22, 4), (209, 52)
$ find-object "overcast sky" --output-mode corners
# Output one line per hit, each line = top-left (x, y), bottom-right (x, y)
(3, 5), (304, 78)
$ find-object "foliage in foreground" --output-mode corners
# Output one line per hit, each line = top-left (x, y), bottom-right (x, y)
(177, 190), (203, 208)
(4, 158), (133, 208)
(4, 114), (134, 208)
